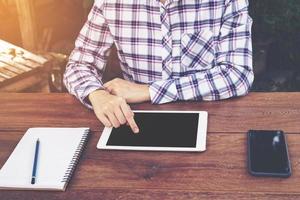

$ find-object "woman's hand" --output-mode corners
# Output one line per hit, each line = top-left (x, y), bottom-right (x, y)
(88, 90), (139, 133)
(103, 78), (150, 103)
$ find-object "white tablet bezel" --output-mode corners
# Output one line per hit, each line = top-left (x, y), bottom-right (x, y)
(97, 110), (208, 152)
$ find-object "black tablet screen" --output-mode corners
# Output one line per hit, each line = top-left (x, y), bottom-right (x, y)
(106, 112), (199, 147)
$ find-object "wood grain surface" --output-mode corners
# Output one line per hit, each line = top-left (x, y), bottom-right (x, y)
(0, 93), (299, 133)
(0, 93), (300, 200)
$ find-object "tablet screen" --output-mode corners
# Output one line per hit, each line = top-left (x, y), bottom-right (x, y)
(106, 112), (199, 147)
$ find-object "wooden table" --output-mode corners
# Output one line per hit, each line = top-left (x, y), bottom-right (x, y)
(0, 93), (300, 200)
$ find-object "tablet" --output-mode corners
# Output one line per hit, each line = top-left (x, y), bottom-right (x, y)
(97, 110), (208, 152)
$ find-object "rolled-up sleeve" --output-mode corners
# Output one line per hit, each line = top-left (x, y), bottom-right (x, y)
(149, 0), (254, 104)
(64, 0), (113, 108)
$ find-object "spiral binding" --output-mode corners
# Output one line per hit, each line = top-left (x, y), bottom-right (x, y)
(61, 129), (90, 183)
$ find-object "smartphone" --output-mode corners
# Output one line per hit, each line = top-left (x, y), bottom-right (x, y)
(247, 130), (291, 177)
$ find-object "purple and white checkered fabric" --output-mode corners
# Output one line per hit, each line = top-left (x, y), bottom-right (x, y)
(64, 0), (254, 108)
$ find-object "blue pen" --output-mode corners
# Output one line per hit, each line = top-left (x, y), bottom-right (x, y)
(31, 139), (40, 184)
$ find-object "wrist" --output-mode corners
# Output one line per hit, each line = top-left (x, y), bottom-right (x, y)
(140, 84), (151, 102)
(89, 89), (110, 103)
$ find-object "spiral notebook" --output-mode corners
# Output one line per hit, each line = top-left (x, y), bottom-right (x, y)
(0, 127), (89, 191)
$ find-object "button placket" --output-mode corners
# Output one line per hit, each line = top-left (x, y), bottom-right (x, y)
(160, 4), (173, 80)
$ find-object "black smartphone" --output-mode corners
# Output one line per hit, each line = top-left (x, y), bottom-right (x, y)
(247, 130), (291, 177)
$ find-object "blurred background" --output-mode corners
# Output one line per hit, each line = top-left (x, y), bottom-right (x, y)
(0, 0), (299, 93)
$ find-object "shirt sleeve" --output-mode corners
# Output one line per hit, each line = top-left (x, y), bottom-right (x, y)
(149, 0), (254, 104)
(64, 0), (113, 109)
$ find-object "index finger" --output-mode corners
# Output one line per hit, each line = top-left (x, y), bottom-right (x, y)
(120, 102), (139, 134)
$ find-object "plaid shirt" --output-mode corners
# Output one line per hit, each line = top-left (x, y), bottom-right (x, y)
(64, 0), (254, 108)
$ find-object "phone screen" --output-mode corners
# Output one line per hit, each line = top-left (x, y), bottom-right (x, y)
(248, 130), (291, 177)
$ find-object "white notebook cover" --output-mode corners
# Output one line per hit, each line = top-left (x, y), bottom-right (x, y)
(0, 128), (89, 191)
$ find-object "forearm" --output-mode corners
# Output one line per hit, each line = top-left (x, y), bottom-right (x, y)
(135, 84), (151, 102)
(64, 1), (113, 108)
(149, 63), (254, 104)
(64, 62), (104, 108)
(103, 78), (151, 103)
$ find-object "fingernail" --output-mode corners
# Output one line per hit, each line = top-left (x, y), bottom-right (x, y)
(134, 128), (139, 133)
